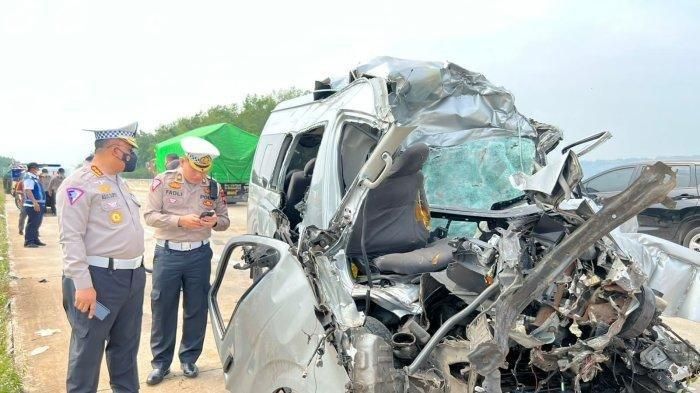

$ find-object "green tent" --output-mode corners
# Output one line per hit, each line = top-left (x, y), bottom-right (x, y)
(154, 123), (259, 184)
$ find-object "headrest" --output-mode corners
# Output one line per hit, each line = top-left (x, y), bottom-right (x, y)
(304, 158), (316, 176)
(388, 143), (430, 178)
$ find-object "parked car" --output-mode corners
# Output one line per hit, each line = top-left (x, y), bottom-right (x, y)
(208, 58), (700, 392)
(582, 161), (700, 251)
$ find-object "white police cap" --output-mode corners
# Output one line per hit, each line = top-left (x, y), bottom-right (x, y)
(83, 122), (139, 148)
(181, 137), (220, 172)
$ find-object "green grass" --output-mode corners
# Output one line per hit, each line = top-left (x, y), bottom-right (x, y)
(0, 193), (23, 392)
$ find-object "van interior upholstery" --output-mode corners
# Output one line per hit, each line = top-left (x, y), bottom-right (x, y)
(346, 143), (455, 275)
(282, 126), (324, 229)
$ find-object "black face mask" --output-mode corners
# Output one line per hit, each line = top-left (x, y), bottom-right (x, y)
(118, 149), (138, 172)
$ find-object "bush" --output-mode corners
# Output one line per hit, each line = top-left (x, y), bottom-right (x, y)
(0, 192), (23, 391)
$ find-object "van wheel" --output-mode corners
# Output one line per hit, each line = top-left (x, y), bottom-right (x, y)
(683, 226), (700, 252)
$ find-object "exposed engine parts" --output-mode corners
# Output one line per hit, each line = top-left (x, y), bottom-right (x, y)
(331, 161), (700, 392)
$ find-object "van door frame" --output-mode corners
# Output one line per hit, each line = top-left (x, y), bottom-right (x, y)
(247, 132), (294, 237)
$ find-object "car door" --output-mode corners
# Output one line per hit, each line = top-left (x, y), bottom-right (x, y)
(582, 166), (637, 202)
(208, 123), (417, 392)
(208, 235), (350, 392)
(638, 164), (700, 241)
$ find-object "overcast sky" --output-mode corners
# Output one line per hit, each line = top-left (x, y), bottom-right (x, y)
(1, 0), (698, 166)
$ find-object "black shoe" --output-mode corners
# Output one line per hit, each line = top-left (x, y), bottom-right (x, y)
(24, 243), (39, 248)
(146, 368), (170, 385)
(181, 363), (199, 378)
(36, 241), (47, 246)
(18, 230), (23, 235)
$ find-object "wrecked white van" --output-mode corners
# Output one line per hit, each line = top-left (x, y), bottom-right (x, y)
(208, 58), (700, 392)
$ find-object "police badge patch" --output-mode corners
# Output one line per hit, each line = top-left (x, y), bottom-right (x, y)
(109, 210), (123, 224)
(98, 183), (112, 193)
(66, 188), (85, 206)
(151, 178), (162, 191)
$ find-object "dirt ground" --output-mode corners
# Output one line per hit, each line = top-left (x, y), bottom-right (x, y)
(6, 180), (250, 392)
(4, 180), (700, 392)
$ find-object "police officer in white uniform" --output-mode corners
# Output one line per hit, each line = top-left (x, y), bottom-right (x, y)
(144, 137), (230, 385)
(57, 123), (146, 393)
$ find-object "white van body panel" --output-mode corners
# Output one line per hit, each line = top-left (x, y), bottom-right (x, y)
(247, 78), (392, 236)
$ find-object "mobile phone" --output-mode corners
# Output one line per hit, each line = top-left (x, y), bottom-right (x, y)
(94, 301), (110, 321)
(199, 210), (215, 218)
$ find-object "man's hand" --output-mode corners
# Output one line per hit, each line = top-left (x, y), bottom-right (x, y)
(75, 287), (97, 319)
(200, 214), (218, 228)
(178, 214), (204, 229)
(33, 201), (40, 212)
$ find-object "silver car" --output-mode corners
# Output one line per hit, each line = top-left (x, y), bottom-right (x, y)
(208, 58), (700, 393)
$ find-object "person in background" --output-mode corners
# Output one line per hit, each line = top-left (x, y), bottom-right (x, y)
(23, 163), (46, 247)
(16, 169), (28, 235)
(144, 137), (229, 385)
(165, 153), (180, 170)
(48, 168), (66, 215)
(40, 168), (52, 215)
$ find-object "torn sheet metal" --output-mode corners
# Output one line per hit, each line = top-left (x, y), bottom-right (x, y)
(312, 253), (364, 329)
(329, 57), (541, 214)
(509, 150), (583, 198)
(346, 57), (538, 146)
(223, 238), (350, 392)
(611, 232), (700, 322)
(352, 282), (422, 318)
(467, 162), (676, 386)
(529, 119), (563, 161)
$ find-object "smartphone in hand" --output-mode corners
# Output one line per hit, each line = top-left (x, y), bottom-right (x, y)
(199, 210), (215, 219)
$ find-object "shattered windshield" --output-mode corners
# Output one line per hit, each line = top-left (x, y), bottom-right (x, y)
(348, 57), (539, 206)
(332, 57), (549, 234)
(422, 137), (536, 235)
(423, 136), (536, 210)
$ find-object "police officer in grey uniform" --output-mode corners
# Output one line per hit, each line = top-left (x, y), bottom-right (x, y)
(57, 122), (146, 393)
(144, 137), (230, 385)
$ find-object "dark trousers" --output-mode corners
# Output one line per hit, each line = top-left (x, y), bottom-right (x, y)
(63, 266), (146, 393)
(150, 243), (212, 369)
(45, 191), (56, 214)
(24, 205), (45, 245)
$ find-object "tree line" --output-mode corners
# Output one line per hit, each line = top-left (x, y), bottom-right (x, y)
(1, 88), (305, 178)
